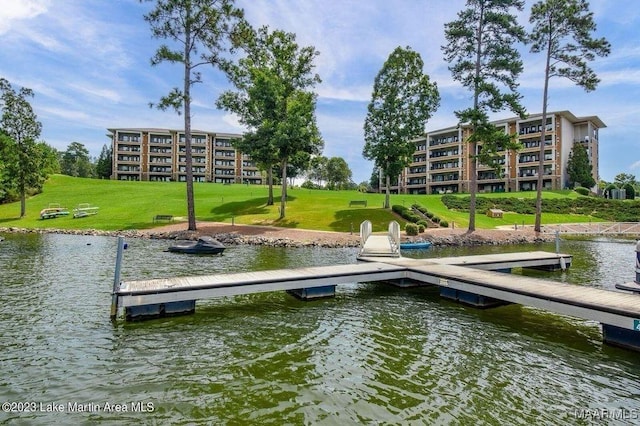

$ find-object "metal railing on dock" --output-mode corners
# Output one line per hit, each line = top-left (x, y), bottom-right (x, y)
(542, 222), (640, 236)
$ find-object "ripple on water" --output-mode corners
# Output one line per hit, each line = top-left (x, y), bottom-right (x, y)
(2, 234), (640, 424)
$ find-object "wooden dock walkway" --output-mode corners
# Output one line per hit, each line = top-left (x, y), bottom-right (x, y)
(118, 263), (405, 308)
(111, 224), (640, 352)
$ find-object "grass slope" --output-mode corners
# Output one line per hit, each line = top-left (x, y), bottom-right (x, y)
(0, 175), (598, 232)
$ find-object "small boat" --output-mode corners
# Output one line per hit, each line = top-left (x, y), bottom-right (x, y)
(400, 241), (432, 250)
(168, 236), (226, 255)
(40, 203), (70, 219)
(73, 203), (99, 218)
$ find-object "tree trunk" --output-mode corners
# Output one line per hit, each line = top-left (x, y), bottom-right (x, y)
(468, 3), (484, 233)
(20, 183), (26, 217)
(267, 167), (274, 206)
(279, 159), (288, 219)
(534, 39), (553, 233)
(468, 141), (477, 232)
(384, 175), (391, 209)
(183, 13), (196, 231)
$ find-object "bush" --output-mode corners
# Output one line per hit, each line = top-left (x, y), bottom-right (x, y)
(431, 216), (441, 224)
(417, 220), (428, 227)
(301, 180), (321, 190)
(440, 220), (448, 228)
(392, 204), (422, 224)
(624, 183), (636, 199)
(405, 223), (419, 236)
(418, 224), (426, 233)
(574, 187), (590, 196)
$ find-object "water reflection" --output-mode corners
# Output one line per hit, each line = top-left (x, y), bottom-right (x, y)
(1, 233), (640, 424)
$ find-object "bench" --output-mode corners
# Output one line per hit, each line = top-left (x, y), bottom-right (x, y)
(349, 200), (367, 207)
(153, 214), (174, 223)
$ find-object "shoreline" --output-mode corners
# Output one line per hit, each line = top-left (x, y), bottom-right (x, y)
(0, 222), (556, 248)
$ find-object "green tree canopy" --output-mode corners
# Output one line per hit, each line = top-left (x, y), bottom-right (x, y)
(218, 26), (323, 219)
(325, 157), (353, 190)
(142, 0), (244, 230)
(528, 0), (611, 231)
(614, 173), (636, 188)
(566, 142), (595, 189)
(0, 78), (45, 216)
(306, 155), (329, 186)
(363, 46), (440, 209)
(95, 144), (113, 179)
(61, 141), (94, 178)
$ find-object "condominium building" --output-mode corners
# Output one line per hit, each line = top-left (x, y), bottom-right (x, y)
(388, 110), (604, 194)
(108, 128), (263, 184)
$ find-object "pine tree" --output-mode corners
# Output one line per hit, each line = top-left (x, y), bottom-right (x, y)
(566, 142), (595, 189)
(528, 0), (611, 231)
(442, 0), (526, 232)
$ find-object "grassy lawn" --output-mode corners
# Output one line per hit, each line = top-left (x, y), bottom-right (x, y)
(0, 174), (601, 232)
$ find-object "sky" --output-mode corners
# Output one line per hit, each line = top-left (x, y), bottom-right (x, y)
(0, 0), (638, 185)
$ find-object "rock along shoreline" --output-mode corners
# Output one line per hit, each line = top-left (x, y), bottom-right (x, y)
(0, 226), (556, 249)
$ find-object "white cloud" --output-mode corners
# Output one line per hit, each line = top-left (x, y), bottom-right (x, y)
(0, 0), (50, 34)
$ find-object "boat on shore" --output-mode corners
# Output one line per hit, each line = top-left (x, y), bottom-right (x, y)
(168, 236), (226, 255)
(40, 204), (70, 220)
(73, 203), (99, 218)
(400, 241), (432, 250)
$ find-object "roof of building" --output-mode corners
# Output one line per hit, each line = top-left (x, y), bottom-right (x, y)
(106, 128), (243, 138)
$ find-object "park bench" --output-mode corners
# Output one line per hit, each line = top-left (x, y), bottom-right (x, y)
(349, 200), (367, 207)
(153, 214), (174, 223)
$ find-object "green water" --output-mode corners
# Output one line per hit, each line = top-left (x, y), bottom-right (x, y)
(1, 233), (640, 425)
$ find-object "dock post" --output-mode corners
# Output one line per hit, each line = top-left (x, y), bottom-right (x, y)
(110, 236), (125, 320)
(636, 240), (640, 284)
(555, 230), (560, 254)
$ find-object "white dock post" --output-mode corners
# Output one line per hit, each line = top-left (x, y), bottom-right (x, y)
(110, 236), (125, 320)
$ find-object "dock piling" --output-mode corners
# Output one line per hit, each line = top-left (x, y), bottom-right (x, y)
(110, 236), (125, 320)
(636, 240), (640, 284)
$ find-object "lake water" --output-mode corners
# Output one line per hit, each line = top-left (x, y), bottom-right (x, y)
(1, 233), (640, 425)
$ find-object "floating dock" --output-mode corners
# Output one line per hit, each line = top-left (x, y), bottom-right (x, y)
(111, 224), (640, 352)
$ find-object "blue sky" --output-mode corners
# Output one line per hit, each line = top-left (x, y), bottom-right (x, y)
(0, 0), (638, 184)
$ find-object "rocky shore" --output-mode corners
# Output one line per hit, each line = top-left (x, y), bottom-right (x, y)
(0, 223), (556, 248)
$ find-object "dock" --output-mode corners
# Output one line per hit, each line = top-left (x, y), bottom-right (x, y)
(111, 222), (640, 352)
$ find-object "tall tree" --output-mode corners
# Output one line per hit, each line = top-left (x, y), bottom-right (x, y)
(0, 78), (43, 216)
(61, 141), (94, 177)
(443, 0), (527, 232)
(37, 142), (61, 176)
(566, 142), (595, 188)
(142, 0), (244, 231)
(218, 26), (323, 219)
(95, 144), (113, 179)
(325, 157), (353, 190)
(614, 173), (637, 188)
(529, 0), (611, 231)
(363, 46), (440, 209)
(307, 155), (328, 187)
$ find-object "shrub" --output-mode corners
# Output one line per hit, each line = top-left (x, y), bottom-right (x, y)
(425, 211), (434, 219)
(392, 204), (422, 223)
(624, 183), (636, 199)
(440, 220), (448, 228)
(405, 223), (419, 236)
(417, 220), (428, 227)
(418, 224), (426, 233)
(431, 216), (441, 224)
(574, 187), (589, 196)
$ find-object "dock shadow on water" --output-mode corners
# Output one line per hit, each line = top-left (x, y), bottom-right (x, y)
(1, 233), (640, 424)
